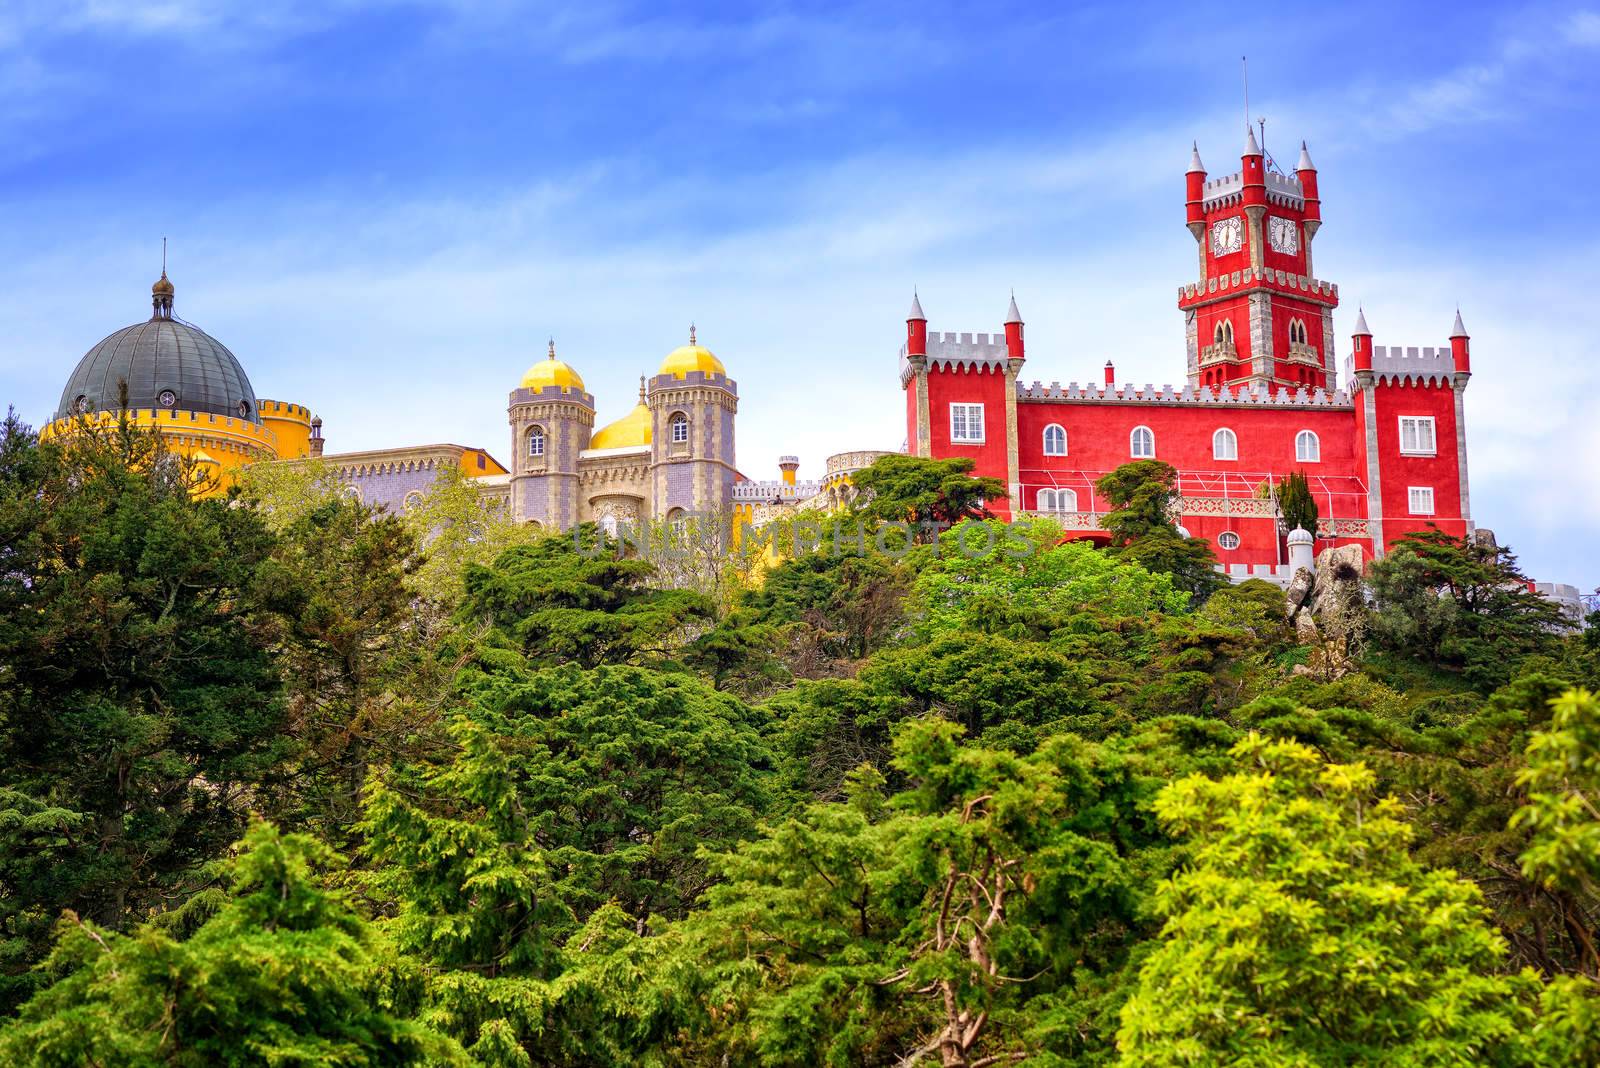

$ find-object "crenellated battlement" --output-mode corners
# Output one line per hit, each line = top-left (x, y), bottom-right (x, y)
(1200, 169), (1304, 210)
(257, 399), (313, 420)
(732, 478), (824, 503)
(1178, 267), (1338, 306)
(509, 383), (596, 408)
(898, 331), (1012, 384)
(1017, 379), (1352, 408)
(1346, 345), (1460, 389)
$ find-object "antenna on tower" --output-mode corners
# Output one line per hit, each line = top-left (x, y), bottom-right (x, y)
(1241, 56), (1250, 134)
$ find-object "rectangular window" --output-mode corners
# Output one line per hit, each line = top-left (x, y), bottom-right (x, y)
(950, 403), (985, 444)
(1399, 416), (1437, 455)
(1408, 486), (1435, 515)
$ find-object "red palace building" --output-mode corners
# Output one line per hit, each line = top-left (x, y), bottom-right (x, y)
(899, 129), (1473, 577)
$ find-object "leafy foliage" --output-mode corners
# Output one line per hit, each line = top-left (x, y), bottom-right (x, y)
(849, 454), (1009, 536)
(5, 423), (1600, 1065)
(1095, 459), (1226, 602)
(0, 822), (453, 1066)
(1118, 733), (1540, 1066)
(1368, 529), (1566, 688)
(1274, 469), (1319, 536)
(0, 415), (285, 1006)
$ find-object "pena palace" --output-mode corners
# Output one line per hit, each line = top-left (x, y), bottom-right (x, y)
(44, 121), (1512, 589)
(901, 127), (1472, 577)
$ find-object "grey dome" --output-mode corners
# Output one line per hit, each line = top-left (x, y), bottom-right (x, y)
(55, 277), (259, 424)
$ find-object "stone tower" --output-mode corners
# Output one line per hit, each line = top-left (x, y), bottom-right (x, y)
(508, 340), (594, 529)
(647, 326), (738, 521)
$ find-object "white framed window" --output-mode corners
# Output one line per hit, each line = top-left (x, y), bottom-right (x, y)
(1212, 427), (1238, 460)
(1130, 425), (1155, 458)
(1042, 423), (1067, 456)
(1037, 487), (1079, 513)
(1217, 530), (1240, 550)
(1408, 486), (1435, 515)
(1399, 416), (1437, 456)
(670, 412), (689, 444)
(950, 403), (985, 444)
(527, 426), (545, 457)
(1295, 429), (1320, 463)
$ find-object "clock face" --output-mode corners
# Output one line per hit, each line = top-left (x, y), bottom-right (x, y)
(1268, 216), (1299, 254)
(1210, 217), (1243, 255)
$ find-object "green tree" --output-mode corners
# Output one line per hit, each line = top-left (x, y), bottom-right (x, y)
(1367, 529), (1565, 689)
(0, 415), (285, 1007)
(362, 664), (774, 1058)
(1514, 687), (1600, 976)
(458, 527), (714, 668)
(850, 454), (1008, 537)
(398, 465), (537, 607)
(0, 821), (453, 1066)
(1274, 470), (1319, 536)
(675, 722), (1139, 1068)
(1095, 460), (1226, 602)
(1117, 732), (1539, 1066)
(250, 498), (432, 842)
(741, 548), (911, 675)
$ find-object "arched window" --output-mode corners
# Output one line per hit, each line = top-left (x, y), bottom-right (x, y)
(1037, 487), (1079, 514)
(527, 425), (545, 458)
(670, 412), (689, 444)
(1042, 424), (1067, 456)
(1214, 319), (1234, 346)
(1130, 425), (1155, 459)
(1213, 427), (1238, 461)
(1295, 429), (1320, 463)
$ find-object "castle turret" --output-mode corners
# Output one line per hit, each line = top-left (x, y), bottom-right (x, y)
(778, 455), (799, 486)
(649, 326), (738, 520)
(1351, 307), (1373, 373)
(907, 291), (927, 356)
(509, 339), (594, 529)
(904, 291), (931, 457)
(1185, 142), (1207, 235)
(1450, 309), (1471, 375)
(1003, 292), (1024, 360)
(1296, 141), (1321, 241)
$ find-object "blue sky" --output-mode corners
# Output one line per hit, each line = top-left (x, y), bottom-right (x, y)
(3, 0), (1598, 588)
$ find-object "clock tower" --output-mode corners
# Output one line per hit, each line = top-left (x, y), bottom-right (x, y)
(1179, 129), (1340, 392)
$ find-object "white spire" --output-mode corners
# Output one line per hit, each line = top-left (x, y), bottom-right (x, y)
(1187, 141), (1205, 173)
(1353, 307), (1371, 336)
(1296, 140), (1315, 171)
(1005, 291), (1022, 324)
(1451, 308), (1468, 338)
(908, 290), (925, 321)
(1244, 124), (1261, 156)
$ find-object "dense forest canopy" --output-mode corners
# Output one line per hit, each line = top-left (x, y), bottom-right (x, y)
(1, 412), (1597, 1066)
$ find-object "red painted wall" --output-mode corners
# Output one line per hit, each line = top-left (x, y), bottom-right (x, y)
(924, 363), (1011, 516)
(1368, 380), (1468, 541)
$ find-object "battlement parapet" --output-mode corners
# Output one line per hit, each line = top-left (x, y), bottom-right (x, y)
(1178, 267), (1338, 306)
(1017, 379), (1352, 409)
(899, 331), (1012, 384)
(826, 449), (895, 478)
(1200, 169), (1304, 210)
(732, 479), (825, 503)
(1345, 345), (1459, 389)
(257, 399), (313, 420)
(649, 369), (738, 395)
(508, 384), (596, 409)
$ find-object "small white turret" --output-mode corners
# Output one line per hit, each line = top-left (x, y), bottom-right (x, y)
(1287, 526), (1315, 574)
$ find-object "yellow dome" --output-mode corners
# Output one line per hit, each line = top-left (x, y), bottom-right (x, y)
(658, 325), (725, 379)
(589, 401), (653, 450)
(519, 340), (585, 393)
